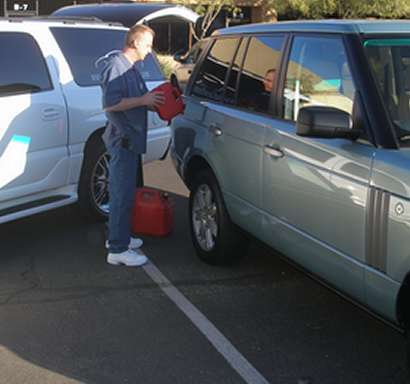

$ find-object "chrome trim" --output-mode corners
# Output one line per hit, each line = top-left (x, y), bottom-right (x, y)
(263, 145), (284, 159)
(208, 123), (223, 137)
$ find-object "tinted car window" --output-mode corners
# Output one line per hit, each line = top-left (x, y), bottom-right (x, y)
(50, 28), (164, 86)
(237, 35), (284, 113)
(283, 36), (356, 121)
(191, 38), (239, 101)
(0, 32), (52, 96)
(183, 40), (206, 64)
(364, 38), (410, 145)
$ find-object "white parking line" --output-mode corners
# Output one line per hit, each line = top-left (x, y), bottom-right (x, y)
(143, 262), (270, 384)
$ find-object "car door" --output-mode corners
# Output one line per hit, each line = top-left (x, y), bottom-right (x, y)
(362, 37), (410, 322)
(189, 38), (253, 223)
(189, 35), (279, 237)
(261, 34), (375, 303)
(212, 34), (285, 236)
(0, 31), (68, 209)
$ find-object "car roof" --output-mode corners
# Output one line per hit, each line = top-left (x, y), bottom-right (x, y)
(52, 2), (198, 28)
(0, 16), (126, 29)
(216, 19), (410, 36)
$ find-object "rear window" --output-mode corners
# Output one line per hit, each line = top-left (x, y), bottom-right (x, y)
(50, 27), (164, 86)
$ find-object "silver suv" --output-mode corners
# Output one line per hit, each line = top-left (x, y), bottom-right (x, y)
(171, 20), (410, 369)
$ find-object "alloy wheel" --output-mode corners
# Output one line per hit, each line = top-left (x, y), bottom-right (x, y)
(91, 152), (110, 214)
(192, 184), (218, 251)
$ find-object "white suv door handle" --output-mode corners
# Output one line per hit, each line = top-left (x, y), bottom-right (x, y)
(264, 145), (284, 158)
(41, 108), (61, 121)
(209, 123), (223, 137)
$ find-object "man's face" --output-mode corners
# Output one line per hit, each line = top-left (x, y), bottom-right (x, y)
(134, 32), (153, 61)
(263, 71), (275, 92)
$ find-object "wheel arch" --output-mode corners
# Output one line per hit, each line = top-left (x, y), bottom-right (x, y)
(81, 127), (105, 165)
(184, 153), (218, 190)
(77, 127), (108, 221)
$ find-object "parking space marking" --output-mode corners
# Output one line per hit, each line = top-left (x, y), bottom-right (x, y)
(143, 262), (270, 384)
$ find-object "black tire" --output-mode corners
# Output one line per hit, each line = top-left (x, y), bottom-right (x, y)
(406, 332), (410, 383)
(78, 134), (109, 221)
(189, 169), (247, 265)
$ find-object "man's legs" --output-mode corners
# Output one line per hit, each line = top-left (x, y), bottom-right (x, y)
(107, 146), (139, 253)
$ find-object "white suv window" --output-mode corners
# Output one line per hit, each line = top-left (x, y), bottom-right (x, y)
(50, 27), (164, 86)
(0, 32), (52, 96)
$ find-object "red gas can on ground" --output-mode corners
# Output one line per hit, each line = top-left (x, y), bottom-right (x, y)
(132, 187), (173, 237)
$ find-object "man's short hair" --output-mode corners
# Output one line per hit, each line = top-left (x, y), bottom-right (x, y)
(125, 24), (155, 48)
(265, 68), (276, 76)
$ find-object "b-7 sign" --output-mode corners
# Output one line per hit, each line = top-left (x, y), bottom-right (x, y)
(5, 0), (37, 15)
(13, 3), (30, 11)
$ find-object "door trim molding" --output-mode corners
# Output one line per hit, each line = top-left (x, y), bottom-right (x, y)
(366, 186), (390, 272)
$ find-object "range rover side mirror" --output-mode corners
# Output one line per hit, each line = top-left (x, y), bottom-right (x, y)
(296, 106), (360, 140)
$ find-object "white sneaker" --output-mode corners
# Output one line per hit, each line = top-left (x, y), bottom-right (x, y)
(105, 238), (143, 249)
(107, 248), (148, 267)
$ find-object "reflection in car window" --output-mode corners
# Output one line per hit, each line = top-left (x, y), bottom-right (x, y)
(0, 32), (52, 96)
(191, 38), (239, 101)
(224, 38), (247, 105)
(364, 39), (410, 145)
(51, 28), (164, 86)
(283, 36), (355, 121)
(183, 40), (206, 64)
(236, 35), (284, 113)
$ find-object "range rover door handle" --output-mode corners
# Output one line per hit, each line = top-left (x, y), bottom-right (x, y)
(264, 145), (284, 158)
(209, 123), (223, 137)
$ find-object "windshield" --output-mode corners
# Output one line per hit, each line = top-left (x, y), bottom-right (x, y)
(364, 38), (410, 144)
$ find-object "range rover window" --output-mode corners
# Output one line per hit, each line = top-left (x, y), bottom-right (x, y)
(0, 32), (52, 96)
(236, 35), (284, 113)
(181, 40), (206, 64)
(283, 36), (356, 121)
(191, 37), (239, 101)
(364, 38), (410, 146)
(224, 38), (247, 105)
(50, 28), (164, 86)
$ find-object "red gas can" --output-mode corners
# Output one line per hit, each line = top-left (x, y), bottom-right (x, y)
(132, 187), (174, 237)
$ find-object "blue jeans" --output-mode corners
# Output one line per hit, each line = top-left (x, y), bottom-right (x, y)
(107, 145), (140, 253)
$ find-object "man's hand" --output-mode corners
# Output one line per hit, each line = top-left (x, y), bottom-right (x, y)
(143, 91), (165, 109)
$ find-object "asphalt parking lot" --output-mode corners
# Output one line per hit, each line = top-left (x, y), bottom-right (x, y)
(0, 155), (407, 384)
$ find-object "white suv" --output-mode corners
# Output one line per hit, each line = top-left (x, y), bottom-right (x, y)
(0, 17), (169, 223)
